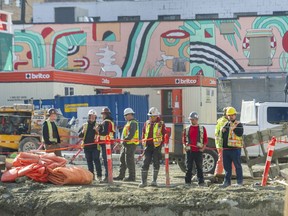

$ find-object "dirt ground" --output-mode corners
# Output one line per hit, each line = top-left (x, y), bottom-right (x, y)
(0, 162), (286, 216)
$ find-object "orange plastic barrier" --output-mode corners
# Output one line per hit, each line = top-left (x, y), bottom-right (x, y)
(261, 136), (277, 186)
(47, 166), (93, 185)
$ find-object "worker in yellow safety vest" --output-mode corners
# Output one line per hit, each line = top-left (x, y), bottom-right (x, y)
(96, 107), (115, 183)
(220, 107), (244, 188)
(214, 107), (236, 178)
(42, 108), (61, 157)
(139, 107), (166, 188)
(79, 109), (101, 181)
(114, 108), (139, 182)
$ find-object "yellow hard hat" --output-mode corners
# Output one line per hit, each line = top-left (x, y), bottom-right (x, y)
(226, 107), (237, 115)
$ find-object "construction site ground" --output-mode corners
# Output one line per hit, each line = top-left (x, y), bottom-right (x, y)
(0, 162), (286, 216)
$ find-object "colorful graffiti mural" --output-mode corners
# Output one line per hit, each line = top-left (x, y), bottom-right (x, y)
(9, 16), (288, 77)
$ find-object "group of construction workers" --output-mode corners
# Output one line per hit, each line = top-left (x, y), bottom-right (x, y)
(42, 105), (244, 187)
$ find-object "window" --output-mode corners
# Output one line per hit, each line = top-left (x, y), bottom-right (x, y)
(195, 13), (218, 20)
(173, 58), (187, 72)
(233, 12), (257, 18)
(158, 15), (181, 21)
(248, 37), (272, 66)
(267, 107), (288, 124)
(118, 16), (140, 22)
(219, 22), (235, 35)
(65, 87), (74, 96)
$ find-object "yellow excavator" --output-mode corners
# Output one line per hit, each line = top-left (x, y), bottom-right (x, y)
(0, 104), (76, 153)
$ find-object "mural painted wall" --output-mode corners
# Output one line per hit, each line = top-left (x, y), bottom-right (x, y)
(10, 16), (288, 77)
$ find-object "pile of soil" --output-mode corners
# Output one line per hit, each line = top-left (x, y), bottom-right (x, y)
(0, 165), (286, 216)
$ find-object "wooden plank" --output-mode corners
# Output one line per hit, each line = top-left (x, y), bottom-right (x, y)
(247, 147), (288, 166)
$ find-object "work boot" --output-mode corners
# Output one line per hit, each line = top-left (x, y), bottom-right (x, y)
(96, 176), (102, 182)
(101, 176), (108, 183)
(219, 182), (231, 188)
(123, 176), (136, 182)
(113, 175), (124, 181)
(138, 171), (148, 188)
(150, 170), (159, 187)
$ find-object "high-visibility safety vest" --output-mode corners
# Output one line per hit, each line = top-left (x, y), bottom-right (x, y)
(185, 125), (204, 148)
(98, 119), (115, 141)
(227, 121), (243, 148)
(46, 119), (58, 143)
(215, 116), (228, 148)
(82, 121), (98, 143)
(122, 119), (139, 145)
(143, 120), (164, 147)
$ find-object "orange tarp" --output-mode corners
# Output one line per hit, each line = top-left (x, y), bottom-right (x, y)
(47, 166), (93, 185)
(1, 152), (92, 185)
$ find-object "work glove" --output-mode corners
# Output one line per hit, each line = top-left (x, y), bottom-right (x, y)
(184, 145), (191, 151)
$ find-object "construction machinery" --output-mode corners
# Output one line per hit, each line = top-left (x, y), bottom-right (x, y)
(0, 104), (76, 153)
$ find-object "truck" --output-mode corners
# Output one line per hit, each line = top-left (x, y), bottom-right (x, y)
(172, 100), (288, 174)
(0, 104), (76, 153)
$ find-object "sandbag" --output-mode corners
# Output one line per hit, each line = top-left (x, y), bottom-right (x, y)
(47, 166), (93, 185)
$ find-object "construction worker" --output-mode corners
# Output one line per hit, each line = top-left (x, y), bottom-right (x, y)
(42, 108), (62, 157)
(214, 107), (236, 178)
(96, 107), (115, 183)
(139, 107), (166, 188)
(78, 109), (101, 181)
(221, 107), (244, 187)
(183, 112), (208, 186)
(114, 108), (139, 181)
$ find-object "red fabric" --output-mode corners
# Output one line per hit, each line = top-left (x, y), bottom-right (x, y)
(183, 125), (208, 152)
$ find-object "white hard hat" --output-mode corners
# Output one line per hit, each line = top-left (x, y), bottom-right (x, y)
(147, 107), (160, 116)
(88, 109), (97, 116)
(124, 108), (135, 116)
(188, 111), (199, 120)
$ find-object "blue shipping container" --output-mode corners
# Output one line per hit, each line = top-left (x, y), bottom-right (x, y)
(28, 93), (149, 129)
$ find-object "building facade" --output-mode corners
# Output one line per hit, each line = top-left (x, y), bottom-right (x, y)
(33, 0), (288, 23)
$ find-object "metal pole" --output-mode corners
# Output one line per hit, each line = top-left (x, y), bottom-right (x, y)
(20, 0), (26, 24)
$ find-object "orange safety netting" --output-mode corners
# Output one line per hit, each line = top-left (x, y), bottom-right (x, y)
(47, 166), (93, 185)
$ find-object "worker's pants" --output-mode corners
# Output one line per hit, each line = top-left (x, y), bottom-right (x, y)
(223, 148), (243, 185)
(119, 143), (137, 178)
(185, 151), (204, 184)
(84, 147), (102, 177)
(45, 143), (62, 157)
(100, 144), (108, 177)
(141, 145), (162, 172)
(215, 148), (236, 176)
